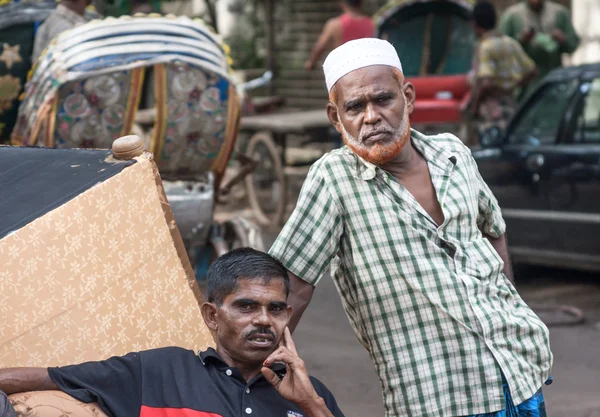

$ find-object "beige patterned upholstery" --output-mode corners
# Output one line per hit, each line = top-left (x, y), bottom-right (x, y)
(9, 391), (106, 417)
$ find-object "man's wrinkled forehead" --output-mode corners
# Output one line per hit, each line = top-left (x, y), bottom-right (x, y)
(323, 38), (403, 93)
(332, 65), (404, 105)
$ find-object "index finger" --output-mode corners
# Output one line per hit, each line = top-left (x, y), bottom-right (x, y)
(283, 327), (298, 355)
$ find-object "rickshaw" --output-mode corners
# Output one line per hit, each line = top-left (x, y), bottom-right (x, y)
(0, 1), (99, 144)
(11, 14), (265, 279)
(374, 0), (475, 136)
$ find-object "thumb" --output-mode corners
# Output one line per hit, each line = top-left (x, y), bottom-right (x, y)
(261, 367), (282, 389)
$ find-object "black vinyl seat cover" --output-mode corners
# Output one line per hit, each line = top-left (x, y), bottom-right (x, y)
(0, 146), (134, 239)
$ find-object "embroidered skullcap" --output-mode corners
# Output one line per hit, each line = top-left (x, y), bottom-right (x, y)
(323, 38), (403, 92)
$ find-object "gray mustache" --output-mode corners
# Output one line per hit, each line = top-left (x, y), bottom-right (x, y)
(360, 129), (393, 141)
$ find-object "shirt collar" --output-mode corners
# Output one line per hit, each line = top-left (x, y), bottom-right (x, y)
(349, 128), (457, 181)
(198, 348), (286, 373)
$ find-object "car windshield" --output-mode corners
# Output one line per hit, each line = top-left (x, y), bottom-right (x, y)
(508, 79), (579, 146)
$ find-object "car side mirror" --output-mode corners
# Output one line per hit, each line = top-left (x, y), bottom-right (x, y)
(479, 126), (504, 148)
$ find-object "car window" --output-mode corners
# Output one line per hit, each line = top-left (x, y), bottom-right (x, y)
(573, 78), (600, 144)
(508, 80), (578, 146)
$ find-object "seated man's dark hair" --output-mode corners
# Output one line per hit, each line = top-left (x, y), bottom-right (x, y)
(472, 1), (497, 31)
(207, 247), (289, 305)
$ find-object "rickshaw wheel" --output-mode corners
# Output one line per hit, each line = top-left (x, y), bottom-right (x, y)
(244, 131), (286, 227)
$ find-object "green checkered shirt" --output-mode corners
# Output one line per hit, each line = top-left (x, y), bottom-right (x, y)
(270, 130), (552, 417)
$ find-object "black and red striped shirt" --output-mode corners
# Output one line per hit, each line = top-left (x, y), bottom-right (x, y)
(48, 347), (345, 417)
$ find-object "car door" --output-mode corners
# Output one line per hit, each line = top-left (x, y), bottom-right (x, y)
(473, 78), (580, 257)
(542, 73), (600, 268)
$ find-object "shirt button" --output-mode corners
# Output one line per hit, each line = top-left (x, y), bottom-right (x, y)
(225, 369), (232, 376)
(245, 388), (250, 394)
(245, 407), (252, 414)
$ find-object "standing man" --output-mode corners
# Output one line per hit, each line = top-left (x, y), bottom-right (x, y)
(500, 0), (579, 95)
(270, 38), (552, 417)
(32, 0), (93, 63)
(471, 1), (538, 134)
(304, 0), (373, 71)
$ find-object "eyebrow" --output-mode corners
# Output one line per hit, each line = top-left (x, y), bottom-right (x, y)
(375, 91), (396, 99)
(343, 98), (364, 110)
(232, 299), (288, 308)
(343, 91), (397, 110)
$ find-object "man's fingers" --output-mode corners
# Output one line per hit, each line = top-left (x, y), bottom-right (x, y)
(283, 327), (299, 355)
(261, 367), (281, 389)
(263, 347), (300, 368)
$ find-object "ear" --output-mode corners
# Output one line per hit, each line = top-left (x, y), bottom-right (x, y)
(201, 302), (219, 332)
(402, 81), (416, 116)
(327, 102), (343, 134)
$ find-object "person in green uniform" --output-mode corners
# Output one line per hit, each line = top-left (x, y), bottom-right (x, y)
(499, 0), (579, 97)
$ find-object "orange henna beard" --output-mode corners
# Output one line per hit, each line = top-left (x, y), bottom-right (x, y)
(341, 111), (411, 166)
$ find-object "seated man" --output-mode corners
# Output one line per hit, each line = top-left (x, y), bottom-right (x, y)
(0, 248), (344, 417)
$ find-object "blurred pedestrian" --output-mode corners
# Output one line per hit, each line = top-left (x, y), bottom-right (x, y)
(271, 38), (553, 417)
(470, 1), (538, 135)
(500, 0), (579, 96)
(32, 0), (93, 63)
(304, 0), (374, 71)
(132, 0), (154, 15)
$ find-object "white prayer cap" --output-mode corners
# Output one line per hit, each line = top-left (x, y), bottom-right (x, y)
(323, 38), (403, 92)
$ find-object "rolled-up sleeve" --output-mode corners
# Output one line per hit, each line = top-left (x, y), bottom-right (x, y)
(269, 166), (342, 286)
(474, 165), (506, 238)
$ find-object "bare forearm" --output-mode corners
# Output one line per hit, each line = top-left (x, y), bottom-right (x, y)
(287, 271), (314, 333)
(308, 43), (327, 67)
(484, 233), (514, 283)
(0, 368), (58, 394)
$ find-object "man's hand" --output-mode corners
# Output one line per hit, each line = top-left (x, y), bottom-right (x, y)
(551, 28), (566, 44)
(304, 60), (315, 71)
(520, 27), (535, 44)
(262, 328), (327, 414)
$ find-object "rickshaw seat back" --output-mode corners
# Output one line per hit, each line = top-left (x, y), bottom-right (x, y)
(9, 391), (108, 417)
(375, 0), (475, 124)
(408, 75), (470, 124)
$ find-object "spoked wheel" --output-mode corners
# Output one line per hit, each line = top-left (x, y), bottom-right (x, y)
(244, 131), (286, 226)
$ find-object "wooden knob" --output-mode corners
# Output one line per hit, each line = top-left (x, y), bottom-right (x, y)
(112, 135), (144, 160)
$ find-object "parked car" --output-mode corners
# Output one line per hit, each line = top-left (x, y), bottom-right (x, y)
(473, 63), (600, 272)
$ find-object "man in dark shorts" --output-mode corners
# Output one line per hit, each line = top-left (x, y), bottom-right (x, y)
(0, 248), (344, 417)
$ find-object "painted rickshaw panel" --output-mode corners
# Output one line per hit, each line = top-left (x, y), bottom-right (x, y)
(11, 15), (239, 184)
(0, 1), (99, 143)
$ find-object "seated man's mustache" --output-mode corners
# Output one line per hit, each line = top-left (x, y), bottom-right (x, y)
(244, 327), (276, 339)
